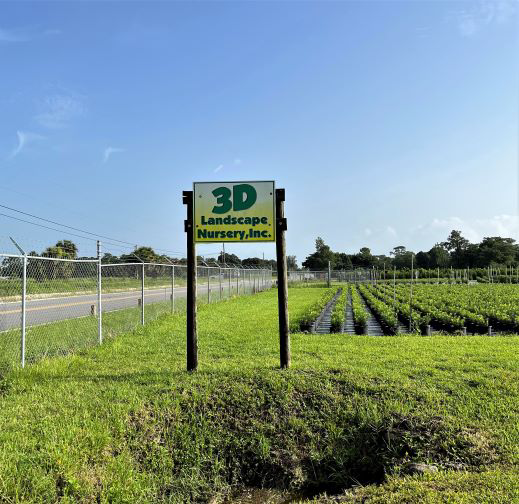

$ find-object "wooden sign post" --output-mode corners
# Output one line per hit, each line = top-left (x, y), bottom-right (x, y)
(183, 190), (198, 372)
(183, 181), (289, 371)
(276, 188), (290, 368)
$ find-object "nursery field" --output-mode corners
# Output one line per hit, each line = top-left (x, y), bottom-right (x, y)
(349, 283), (519, 335)
(0, 287), (518, 503)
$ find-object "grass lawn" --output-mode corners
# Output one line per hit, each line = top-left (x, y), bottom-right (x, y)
(0, 287), (517, 503)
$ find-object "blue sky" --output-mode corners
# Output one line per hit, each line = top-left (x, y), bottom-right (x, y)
(0, 0), (517, 263)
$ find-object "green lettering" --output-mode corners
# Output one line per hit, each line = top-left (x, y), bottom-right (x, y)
(212, 187), (232, 214)
(233, 184), (257, 211)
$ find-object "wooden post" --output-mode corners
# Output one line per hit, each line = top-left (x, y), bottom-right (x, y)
(183, 190), (197, 372)
(327, 260), (331, 287)
(276, 188), (290, 369)
(393, 267), (396, 315)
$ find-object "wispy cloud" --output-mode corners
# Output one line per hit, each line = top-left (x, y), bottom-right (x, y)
(364, 228), (372, 237)
(9, 130), (44, 159)
(214, 164), (224, 173)
(452, 0), (517, 37)
(234, 158), (242, 166)
(0, 28), (29, 43)
(35, 93), (85, 129)
(102, 147), (125, 164)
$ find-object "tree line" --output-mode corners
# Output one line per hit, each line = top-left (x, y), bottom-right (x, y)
(1, 241), (280, 274)
(301, 231), (519, 271)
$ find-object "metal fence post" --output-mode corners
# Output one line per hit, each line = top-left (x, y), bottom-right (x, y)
(21, 254), (27, 368)
(171, 266), (175, 313)
(97, 258), (102, 345)
(236, 268), (239, 294)
(97, 240), (102, 345)
(219, 266), (222, 300)
(141, 263), (145, 325)
(207, 267), (210, 304)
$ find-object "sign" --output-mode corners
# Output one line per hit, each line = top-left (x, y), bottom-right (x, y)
(193, 181), (275, 243)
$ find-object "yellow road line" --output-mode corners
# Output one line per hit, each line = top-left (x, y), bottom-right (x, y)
(0, 292), (167, 315)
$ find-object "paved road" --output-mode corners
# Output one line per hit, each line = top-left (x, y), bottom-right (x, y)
(0, 281), (258, 331)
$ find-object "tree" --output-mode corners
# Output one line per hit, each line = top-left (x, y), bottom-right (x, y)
(389, 246), (413, 269)
(101, 253), (120, 264)
(390, 246), (407, 257)
(42, 240), (78, 259)
(428, 244), (451, 268)
(415, 251), (430, 269)
(218, 252), (242, 266)
(477, 237), (518, 266)
(334, 252), (353, 270)
(40, 240), (79, 279)
(287, 255), (298, 270)
(302, 237), (335, 270)
(120, 246), (161, 264)
(352, 247), (375, 268)
(242, 257), (265, 268)
(442, 230), (469, 267)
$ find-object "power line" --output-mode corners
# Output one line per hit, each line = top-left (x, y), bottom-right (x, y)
(0, 212), (115, 245)
(0, 212), (177, 256)
(0, 203), (139, 247)
(0, 203), (183, 255)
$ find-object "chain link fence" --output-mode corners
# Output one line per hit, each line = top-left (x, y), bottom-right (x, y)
(287, 269), (371, 285)
(285, 268), (499, 286)
(0, 253), (272, 369)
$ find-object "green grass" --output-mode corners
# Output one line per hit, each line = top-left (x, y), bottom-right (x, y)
(0, 285), (271, 369)
(0, 288), (518, 503)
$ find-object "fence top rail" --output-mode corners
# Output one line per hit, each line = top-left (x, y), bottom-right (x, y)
(0, 253), (272, 270)
(101, 262), (161, 268)
(100, 261), (269, 271)
(0, 253), (98, 263)
(0, 253), (23, 259)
